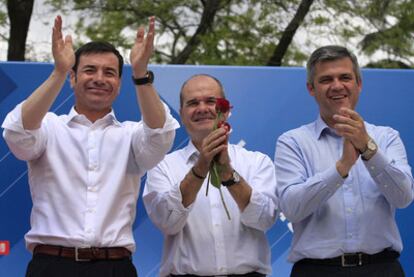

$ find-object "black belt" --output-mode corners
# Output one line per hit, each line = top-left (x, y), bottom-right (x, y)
(170, 272), (265, 277)
(296, 249), (399, 267)
(33, 244), (132, 262)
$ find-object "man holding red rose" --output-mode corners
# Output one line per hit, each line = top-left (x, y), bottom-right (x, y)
(143, 74), (278, 276)
(274, 45), (413, 277)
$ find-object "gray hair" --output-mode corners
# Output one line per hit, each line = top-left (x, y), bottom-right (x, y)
(306, 45), (361, 87)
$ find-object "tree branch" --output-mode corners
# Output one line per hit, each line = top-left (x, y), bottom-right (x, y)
(170, 0), (223, 64)
(266, 0), (314, 66)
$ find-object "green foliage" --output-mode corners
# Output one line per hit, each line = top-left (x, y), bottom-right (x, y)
(0, 0), (8, 40)
(313, 15), (330, 25)
(321, 0), (414, 67)
(365, 59), (412, 69)
(10, 0), (414, 67)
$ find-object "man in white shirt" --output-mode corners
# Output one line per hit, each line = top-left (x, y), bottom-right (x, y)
(2, 16), (179, 277)
(143, 74), (278, 276)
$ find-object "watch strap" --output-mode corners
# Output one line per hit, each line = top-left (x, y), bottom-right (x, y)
(132, 70), (154, 85)
(221, 170), (240, 187)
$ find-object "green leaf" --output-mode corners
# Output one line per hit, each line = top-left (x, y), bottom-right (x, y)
(210, 163), (221, 188)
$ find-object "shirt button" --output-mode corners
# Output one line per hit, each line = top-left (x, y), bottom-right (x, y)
(346, 208), (353, 213)
(370, 166), (375, 170)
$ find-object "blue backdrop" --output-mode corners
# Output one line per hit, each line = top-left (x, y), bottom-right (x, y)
(0, 62), (413, 276)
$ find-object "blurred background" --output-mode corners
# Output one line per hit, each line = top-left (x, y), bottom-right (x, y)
(1, 0), (413, 68)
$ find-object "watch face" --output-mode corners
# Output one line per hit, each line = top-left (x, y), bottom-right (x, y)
(222, 170), (241, 187)
(367, 139), (377, 151)
(233, 171), (241, 182)
(362, 138), (377, 160)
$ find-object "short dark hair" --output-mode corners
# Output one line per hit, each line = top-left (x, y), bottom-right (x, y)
(307, 45), (361, 87)
(179, 74), (226, 107)
(73, 41), (124, 77)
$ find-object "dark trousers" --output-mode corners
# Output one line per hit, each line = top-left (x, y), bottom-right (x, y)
(291, 260), (405, 277)
(26, 253), (138, 277)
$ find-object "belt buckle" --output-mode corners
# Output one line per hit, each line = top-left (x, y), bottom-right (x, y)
(75, 247), (91, 262)
(341, 253), (362, 267)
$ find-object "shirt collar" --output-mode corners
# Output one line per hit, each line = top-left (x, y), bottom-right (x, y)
(314, 115), (338, 140)
(64, 107), (121, 127)
(182, 140), (200, 164)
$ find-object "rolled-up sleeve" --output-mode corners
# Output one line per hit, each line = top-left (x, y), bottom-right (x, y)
(2, 103), (47, 161)
(143, 161), (192, 235)
(132, 102), (179, 172)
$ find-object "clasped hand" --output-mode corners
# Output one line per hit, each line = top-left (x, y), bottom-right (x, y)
(195, 127), (231, 178)
(334, 107), (370, 175)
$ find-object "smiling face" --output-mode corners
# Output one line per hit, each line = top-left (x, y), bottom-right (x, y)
(180, 75), (226, 143)
(70, 52), (121, 121)
(307, 57), (362, 127)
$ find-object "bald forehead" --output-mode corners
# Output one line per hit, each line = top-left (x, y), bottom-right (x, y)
(180, 75), (223, 107)
(182, 75), (222, 93)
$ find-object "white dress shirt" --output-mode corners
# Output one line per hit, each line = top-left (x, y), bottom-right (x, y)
(143, 141), (278, 276)
(2, 102), (179, 252)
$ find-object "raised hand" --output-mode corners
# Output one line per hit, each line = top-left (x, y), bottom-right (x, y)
(52, 16), (74, 74)
(130, 16), (155, 78)
(333, 107), (370, 152)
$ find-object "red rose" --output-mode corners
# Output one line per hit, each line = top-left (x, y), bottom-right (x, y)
(207, 97), (233, 220)
(217, 121), (231, 132)
(215, 98), (231, 113)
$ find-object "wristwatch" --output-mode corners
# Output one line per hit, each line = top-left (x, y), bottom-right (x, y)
(360, 137), (378, 161)
(132, 70), (154, 85)
(221, 170), (241, 187)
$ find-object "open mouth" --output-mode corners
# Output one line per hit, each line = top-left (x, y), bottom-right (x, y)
(330, 95), (347, 101)
(87, 87), (110, 94)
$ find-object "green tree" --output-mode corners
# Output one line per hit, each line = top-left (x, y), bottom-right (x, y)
(311, 0), (414, 68)
(46, 0), (315, 65)
(5, 0), (414, 68)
